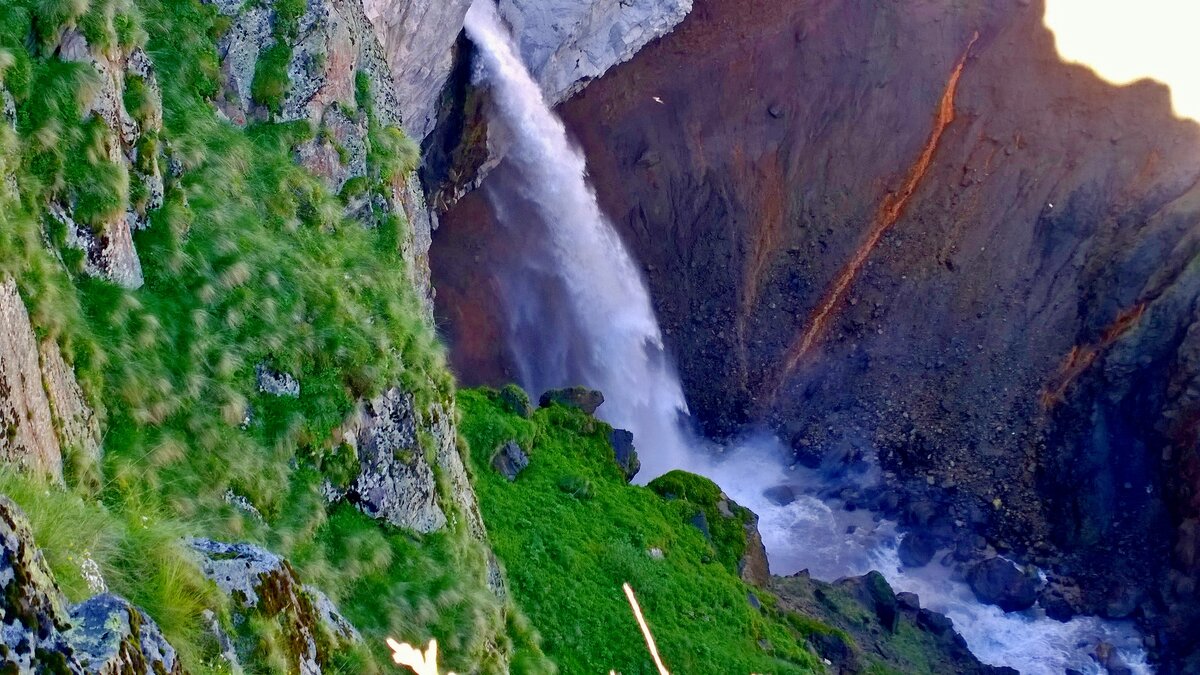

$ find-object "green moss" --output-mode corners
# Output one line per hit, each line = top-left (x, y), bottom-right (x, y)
(250, 42), (291, 115)
(458, 388), (824, 674)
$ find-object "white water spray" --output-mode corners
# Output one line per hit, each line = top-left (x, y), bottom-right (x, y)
(461, 3), (1150, 672)
(464, 0), (692, 479)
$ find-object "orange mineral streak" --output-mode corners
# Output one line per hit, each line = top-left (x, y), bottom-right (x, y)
(774, 32), (979, 394)
(1041, 302), (1147, 408)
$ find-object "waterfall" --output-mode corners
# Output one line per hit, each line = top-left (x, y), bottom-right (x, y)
(460, 3), (1150, 672)
(463, 0), (693, 480)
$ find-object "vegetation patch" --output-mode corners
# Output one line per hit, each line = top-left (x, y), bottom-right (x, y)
(458, 388), (825, 674)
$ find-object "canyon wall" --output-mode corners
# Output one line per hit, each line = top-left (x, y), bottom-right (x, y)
(433, 0), (1200, 668)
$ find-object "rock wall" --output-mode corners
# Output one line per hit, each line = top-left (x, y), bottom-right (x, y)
(0, 280), (97, 481)
(361, 0), (473, 140)
(432, 0), (1200, 668)
(497, 0), (692, 103)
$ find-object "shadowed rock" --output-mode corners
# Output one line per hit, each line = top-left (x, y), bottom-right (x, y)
(967, 557), (1038, 612)
(538, 386), (604, 415)
(491, 440), (529, 481)
(608, 428), (640, 481)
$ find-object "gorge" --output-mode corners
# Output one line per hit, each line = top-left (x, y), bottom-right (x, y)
(0, 0), (1197, 672)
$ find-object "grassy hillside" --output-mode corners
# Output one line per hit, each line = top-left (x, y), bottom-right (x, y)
(458, 388), (829, 674)
(0, 0), (520, 670)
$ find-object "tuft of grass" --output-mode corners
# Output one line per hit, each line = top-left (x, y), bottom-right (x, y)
(457, 388), (824, 674)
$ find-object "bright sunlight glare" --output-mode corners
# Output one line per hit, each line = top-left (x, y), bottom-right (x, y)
(1044, 0), (1200, 122)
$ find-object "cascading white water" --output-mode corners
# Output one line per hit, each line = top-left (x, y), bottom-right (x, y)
(463, 0), (693, 480)
(461, 3), (1151, 673)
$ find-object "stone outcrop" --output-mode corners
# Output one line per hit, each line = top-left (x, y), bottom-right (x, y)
(538, 386), (604, 415)
(434, 0), (1200, 666)
(343, 388), (447, 533)
(54, 29), (165, 290)
(360, 0), (473, 140)
(1, 497), (182, 674)
(0, 280), (64, 479)
(497, 0), (692, 104)
(490, 440), (529, 481)
(191, 539), (359, 675)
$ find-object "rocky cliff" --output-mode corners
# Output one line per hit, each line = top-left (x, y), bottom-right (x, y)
(433, 0), (1200, 669)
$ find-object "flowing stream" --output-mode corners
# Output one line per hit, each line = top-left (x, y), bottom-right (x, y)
(461, 3), (1150, 672)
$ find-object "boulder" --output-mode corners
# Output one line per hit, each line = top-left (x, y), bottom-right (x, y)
(863, 571), (900, 633)
(497, 384), (534, 418)
(608, 428), (640, 481)
(763, 485), (796, 506)
(66, 594), (183, 674)
(966, 557), (1038, 612)
(1, 497), (185, 674)
(897, 591), (922, 611)
(898, 531), (939, 569)
(538, 386), (604, 415)
(917, 608), (955, 636)
(191, 539), (360, 674)
(256, 363), (301, 397)
(1038, 580), (1082, 622)
(490, 440), (529, 481)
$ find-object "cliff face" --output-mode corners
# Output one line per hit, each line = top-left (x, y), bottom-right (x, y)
(433, 0), (1200, 667)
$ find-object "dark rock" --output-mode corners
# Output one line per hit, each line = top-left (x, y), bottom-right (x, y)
(864, 571), (900, 633)
(538, 386), (604, 415)
(689, 509), (711, 540)
(917, 608), (955, 635)
(767, 103), (784, 118)
(1103, 585), (1141, 619)
(490, 440), (529, 481)
(1, 496), (189, 674)
(897, 591), (921, 611)
(899, 531), (939, 569)
(966, 558), (1038, 612)
(1094, 641), (1133, 675)
(344, 388), (447, 533)
(608, 428), (640, 481)
(809, 630), (859, 671)
(1038, 580), (1082, 622)
(747, 592), (761, 610)
(497, 384), (533, 417)
(763, 485), (796, 506)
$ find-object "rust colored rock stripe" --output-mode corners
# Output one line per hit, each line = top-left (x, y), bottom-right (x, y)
(773, 31), (980, 397)
(1040, 302), (1148, 408)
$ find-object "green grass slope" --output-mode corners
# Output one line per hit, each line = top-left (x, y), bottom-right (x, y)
(458, 388), (826, 674)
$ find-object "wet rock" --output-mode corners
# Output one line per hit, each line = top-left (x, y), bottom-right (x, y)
(1038, 580), (1082, 622)
(1093, 641), (1133, 675)
(344, 388), (447, 533)
(897, 591), (921, 611)
(898, 531), (939, 569)
(491, 440), (529, 481)
(1103, 585), (1141, 619)
(256, 363), (300, 397)
(538, 386), (604, 415)
(65, 594), (183, 674)
(608, 428), (641, 481)
(498, 384), (534, 417)
(763, 485), (796, 506)
(917, 608), (954, 635)
(966, 557), (1038, 612)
